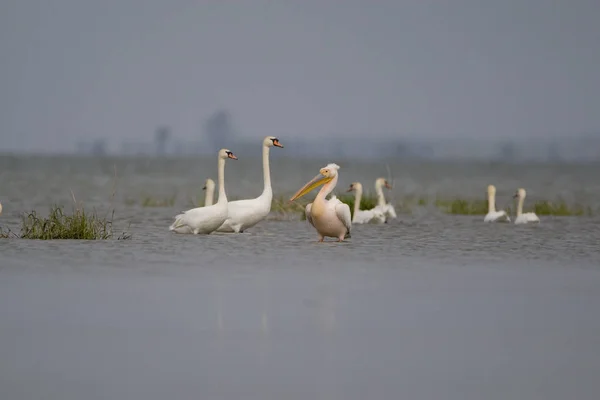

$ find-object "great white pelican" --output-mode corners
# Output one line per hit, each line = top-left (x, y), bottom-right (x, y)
(290, 163), (351, 242)
(513, 188), (540, 225)
(169, 149), (238, 234)
(484, 184), (510, 222)
(216, 136), (283, 233)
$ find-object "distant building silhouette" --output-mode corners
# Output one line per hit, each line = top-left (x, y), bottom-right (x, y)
(154, 126), (171, 155)
(499, 142), (516, 161)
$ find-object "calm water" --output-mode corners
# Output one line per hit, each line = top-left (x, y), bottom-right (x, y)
(1, 154), (600, 400)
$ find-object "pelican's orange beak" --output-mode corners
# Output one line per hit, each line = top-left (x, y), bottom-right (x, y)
(290, 173), (333, 202)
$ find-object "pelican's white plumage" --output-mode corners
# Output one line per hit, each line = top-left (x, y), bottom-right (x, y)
(484, 184), (511, 222)
(169, 149), (238, 234)
(203, 178), (215, 207)
(346, 182), (386, 224)
(216, 136), (283, 233)
(290, 163), (351, 242)
(372, 178), (396, 222)
(513, 188), (540, 225)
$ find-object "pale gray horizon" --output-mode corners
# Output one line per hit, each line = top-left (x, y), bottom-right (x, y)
(1, 0), (599, 153)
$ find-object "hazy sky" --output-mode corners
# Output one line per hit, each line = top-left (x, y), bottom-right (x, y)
(1, 0), (599, 152)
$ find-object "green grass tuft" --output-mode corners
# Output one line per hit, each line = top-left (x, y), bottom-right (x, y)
(435, 198), (489, 215)
(270, 196), (309, 221)
(141, 195), (176, 208)
(531, 200), (589, 216)
(0, 205), (131, 240)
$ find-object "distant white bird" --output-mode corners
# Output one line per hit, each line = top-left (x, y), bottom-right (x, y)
(484, 184), (511, 222)
(513, 188), (540, 225)
(169, 149), (238, 234)
(202, 178), (215, 207)
(216, 136), (284, 233)
(289, 163), (351, 242)
(0, 201), (3, 216)
(346, 182), (386, 224)
(372, 177), (396, 222)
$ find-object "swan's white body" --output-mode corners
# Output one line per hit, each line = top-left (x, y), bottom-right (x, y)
(484, 185), (511, 222)
(216, 136), (283, 233)
(514, 188), (540, 225)
(203, 178), (215, 207)
(290, 163), (352, 242)
(347, 182), (386, 224)
(169, 149), (237, 234)
(372, 178), (396, 222)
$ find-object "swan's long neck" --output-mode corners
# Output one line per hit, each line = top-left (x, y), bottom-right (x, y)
(487, 192), (496, 213)
(261, 144), (272, 197)
(216, 157), (227, 204)
(516, 196), (524, 216)
(353, 187), (362, 216)
(375, 182), (386, 207)
(204, 186), (214, 207)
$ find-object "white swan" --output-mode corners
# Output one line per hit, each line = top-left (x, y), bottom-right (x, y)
(216, 136), (283, 233)
(169, 149), (238, 234)
(203, 178), (215, 207)
(513, 188), (540, 225)
(290, 163), (352, 242)
(346, 182), (386, 224)
(373, 177), (397, 222)
(484, 184), (511, 222)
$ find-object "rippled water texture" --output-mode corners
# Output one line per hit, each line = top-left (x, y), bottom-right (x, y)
(1, 154), (600, 400)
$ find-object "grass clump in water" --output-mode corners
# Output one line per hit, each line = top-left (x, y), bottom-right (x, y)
(1, 205), (131, 240)
(141, 195), (175, 208)
(270, 196), (309, 221)
(435, 198), (489, 215)
(532, 200), (589, 216)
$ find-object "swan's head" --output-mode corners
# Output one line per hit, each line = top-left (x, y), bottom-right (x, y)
(347, 182), (363, 192)
(375, 177), (392, 189)
(513, 188), (526, 199)
(289, 163), (340, 202)
(264, 136), (284, 148)
(202, 178), (215, 191)
(487, 185), (497, 196)
(218, 148), (238, 160)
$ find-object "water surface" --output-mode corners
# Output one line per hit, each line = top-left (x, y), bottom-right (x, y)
(1, 155), (599, 399)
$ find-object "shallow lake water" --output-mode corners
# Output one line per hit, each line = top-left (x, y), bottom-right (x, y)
(1, 155), (600, 399)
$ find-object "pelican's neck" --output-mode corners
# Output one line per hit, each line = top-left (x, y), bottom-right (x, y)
(261, 144), (272, 197)
(375, 182), (386, 207)
(204, 186), (214, 207)
(353, 187), (362, 216)
(516, 196), (524, 216)
(487, 192), (496, 213)
(216, 157), (227, 204)
(315, 174), (338, 205)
